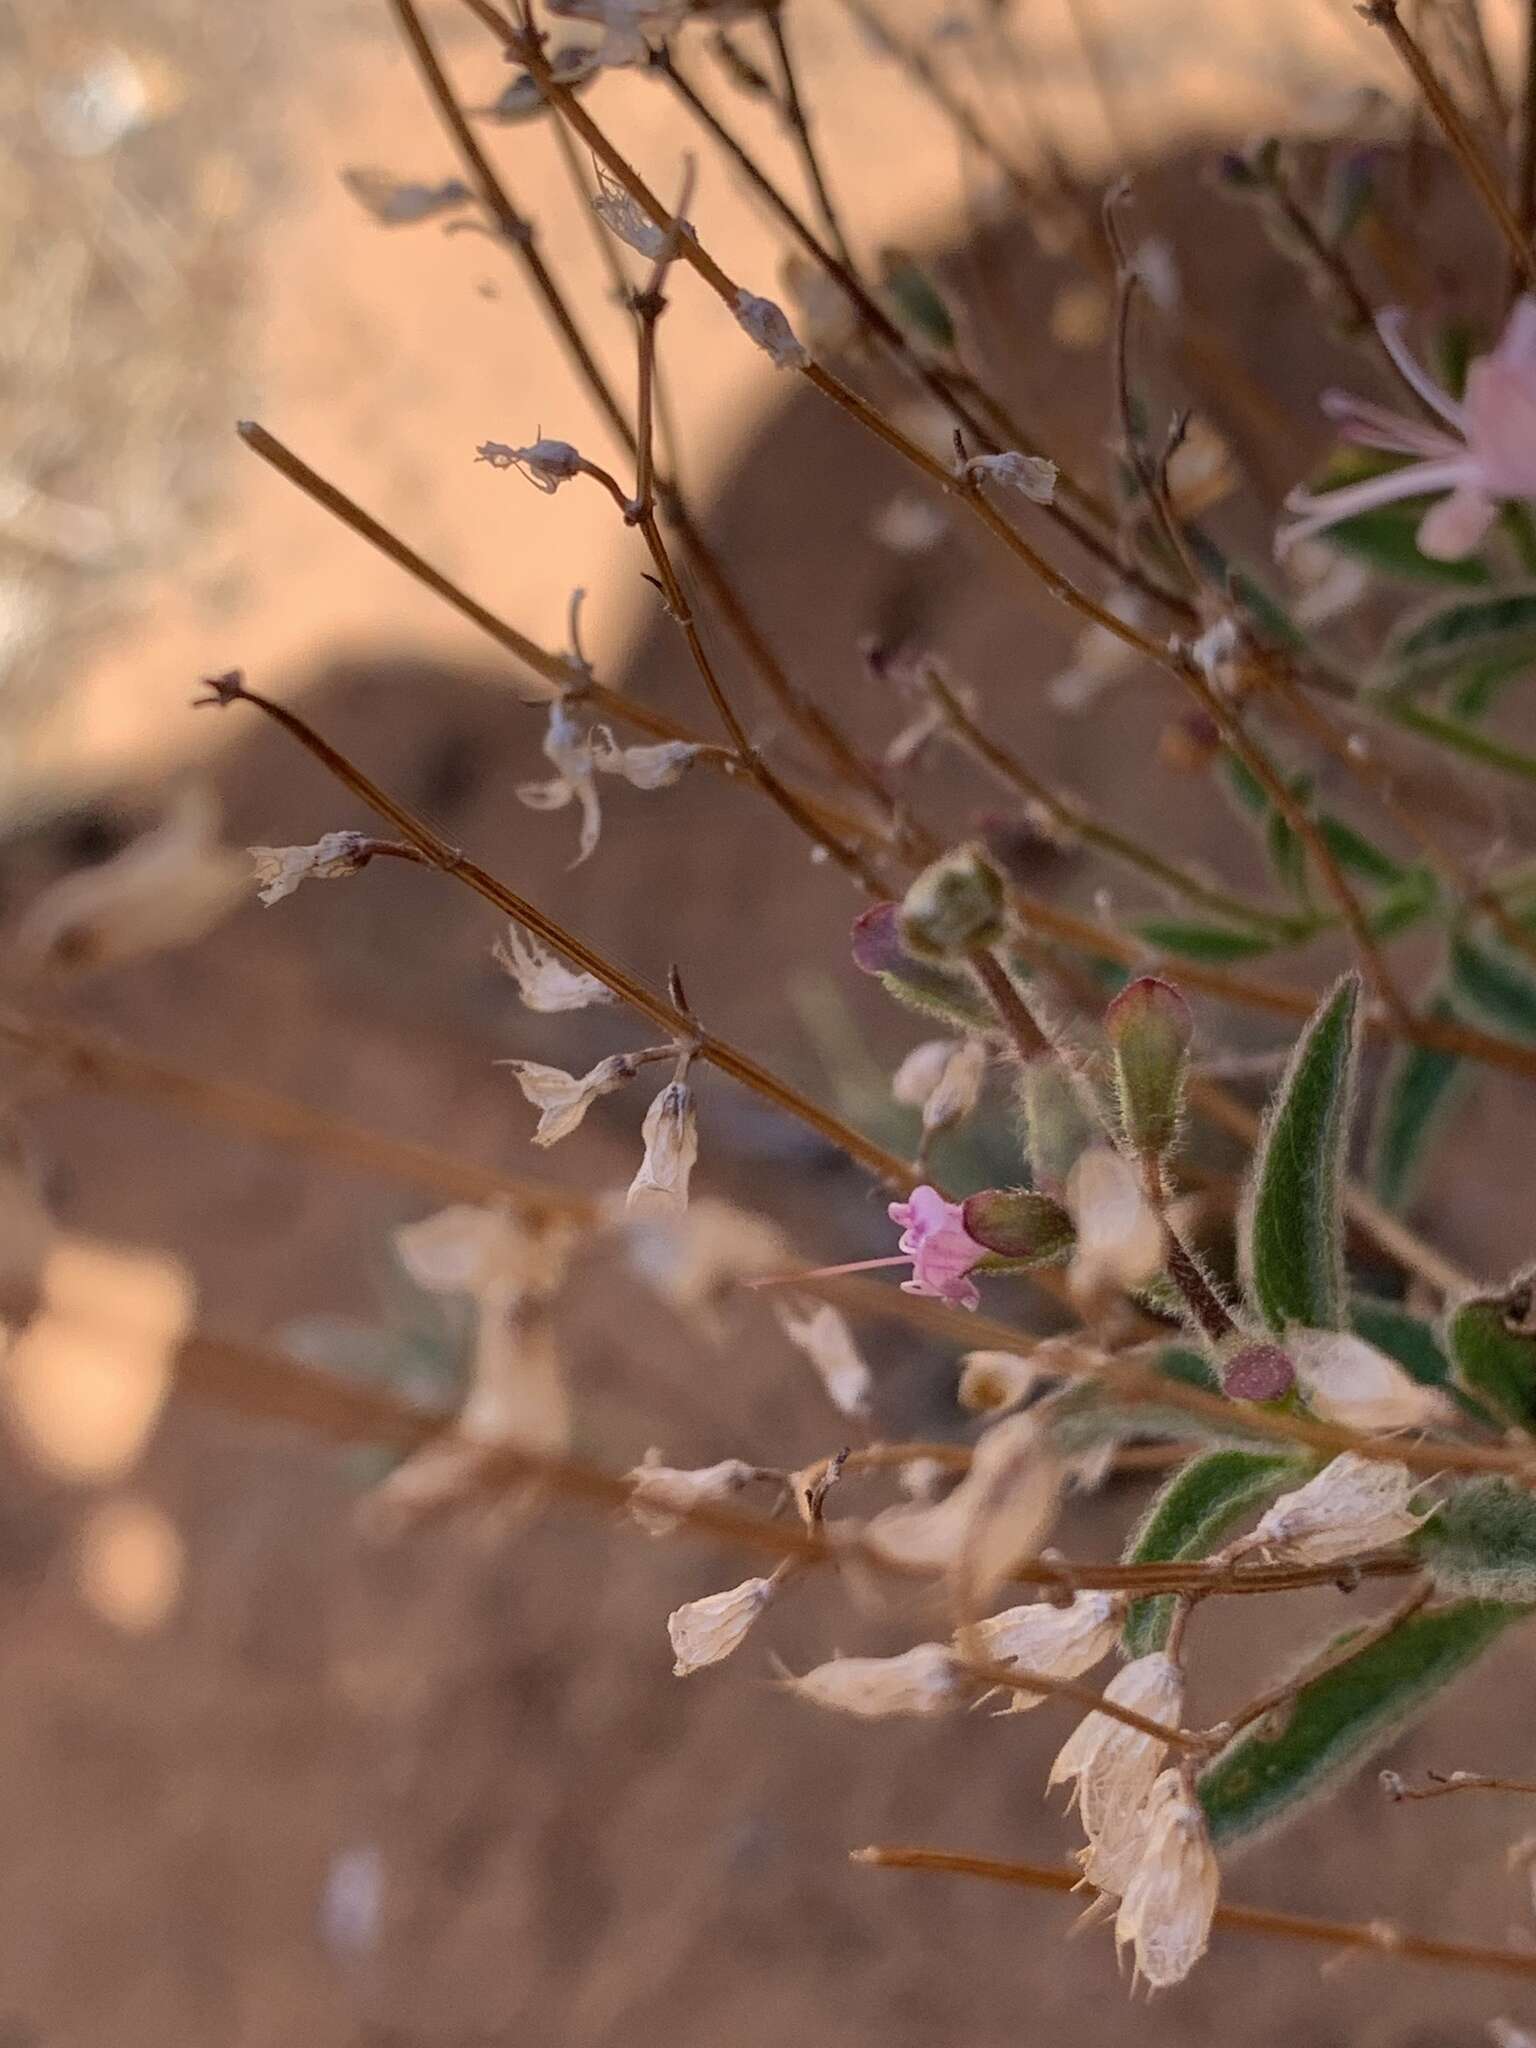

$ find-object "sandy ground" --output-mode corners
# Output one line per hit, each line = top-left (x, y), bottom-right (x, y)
(7, 1), (1536, 2043)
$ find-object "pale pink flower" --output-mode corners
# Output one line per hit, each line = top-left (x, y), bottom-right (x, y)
(1279, 299), (1536, 562)
(887, 1184), (985, 1310)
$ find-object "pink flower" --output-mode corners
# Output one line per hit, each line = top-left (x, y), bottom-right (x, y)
(888, 1185), (985, 1310)
(1278, 297), (1536, 562)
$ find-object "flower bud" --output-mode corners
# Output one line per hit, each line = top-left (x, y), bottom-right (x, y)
(1105, 976), (1192, 1159)
(1219, 1341), (1295, 1403)
(898, 846), (1006, 959)
(850, 903), (993, 1030)
(961, 1187), (1075, 1265)
(668, 1576), (775, 1675)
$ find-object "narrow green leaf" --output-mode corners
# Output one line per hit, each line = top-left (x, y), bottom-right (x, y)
(1369, 998), (1463, 1208)
(1449, 646), (1536, 721)
(1199, 1601), (1524, 1845)
(1241, 974), (1362, 1333)
(1380, 700), (1536, 787)
(1391, 588), (1536, 679)
(1450, 931), (1536, 1041)
(1317, 816), (1408, 889)
(1421, 1480), (1536, 1602)
(1121, 1450), (1308, 1656)
(1135, 916), (1279, 963)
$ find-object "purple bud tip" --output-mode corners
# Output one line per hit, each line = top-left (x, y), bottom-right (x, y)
(1221, 1343), (1296, 1403)
(1105, 975), (1193, 1046)
(850, 903), (905, 977)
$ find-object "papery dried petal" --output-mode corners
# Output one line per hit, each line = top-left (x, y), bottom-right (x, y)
(1050, 1652), (1183, 1862)
(340, 167), (472, 224)
(733, 289), (811, 369)
(1289, 1328), (1451, 1431)
(1246, 1451), (1424, 1563)
(788, 1642), (961, 1717)
(476, 437), (585, 493)
(775, 1299), (872, 1417)
(392, 1202), (575, 1302)
(627, 1083), (698, 1216)
(500, 1054), (637, 1146)
(1114, 1771), (1220, 1987)
(956, 1349), (1046, 1416)
(969, 1589), (1121, 1705)
(921, 1038), (987, 1135)
(494, 921), (613, 1012)
(1065, 1146), (1165, 1304)
(589, 729), (702, 789)
(963, 451), (1058, 502)
(251, 831), (372, 908)
(668, 1575), (775, 1674)
(628, 1451), (758, 1536)
(891, 1038), (960, 1109)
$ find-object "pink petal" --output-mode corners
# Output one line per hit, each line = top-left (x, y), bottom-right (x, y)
(1416, 483), (1498, 560)
(1276, 457), (1475, 555)
(1493, 295), (1536, 373)
(1375, 308), (1467, 431)
(1465, 358), (1536, 498)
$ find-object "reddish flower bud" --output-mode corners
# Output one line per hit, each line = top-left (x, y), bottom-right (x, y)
(1220, 1342), (1296, 1403)
(962, 1187), (1076, 1265)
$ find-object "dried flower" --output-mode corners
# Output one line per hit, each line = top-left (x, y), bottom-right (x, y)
(733, 289), (811, 369)
(547, 0), (686, 67)
(962, 451), (1059, 503)
(788, 1642), (961, 1718)
(1245, 1452), (1424, 1564)
(919, 1038), (987, 1137)
(628, 1451), (757, 1534)
(589, 729), (701, 790)
(887, 1185), (986, 1310)
(1064, 1146), (1166, 1305)
(619, 1199), (791, 1328)
(1279, 299), (1536, 561)
(591, 162), (691, 258)
(891, 1038), (960, 1109)
(250, 831), (371, 906)
(1289, 1328), (1451, 1431)
(775, 1299), (872, 1416)
(669, 1575), (775, 1674)
(494, 921), (613, 1012)
(1048, 589), (1148, 713)
(476, 436), (586, 495)
(392, 1202), (575, 1304)
(500, 1054), (638, 1146)
(1113, 1771), (1220, 1987)
(1050, 1652), (1184, 1862)
(957, 1349), (1048, 1415)
(340, 168), (472, 225)
(477, 45), (599, 121)
(627, 1082), (698, 1215)
(15, 785), (247, 975)
(968, 1590), (1122, 1706)
(865, 1412), (1060, 1593)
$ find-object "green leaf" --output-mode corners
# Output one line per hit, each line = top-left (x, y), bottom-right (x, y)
(1199, 1601), (1524, 1845)
(1306, 448), (1491, 587)
(1446, 1278), (1536, 1429)
(1241, 974), (1362, 1333)
(1369, 999), (1463, 1208)
(1135, 916), (1279, 963)
(1380, 700), (1536, 788)
(1154, 1344), (1221, 1393)
(1421, 1480), (1536, 1602)
(1317, 816), (1408, 890)
(1390, 587), (1536, 685)
(1449, 646), (1536, 721)
(1121, 1449), (1308, 1656)
(1365, 866), (1439, 940)
(1449, 931), (1536, 1041)
(1349, 1294), (1451, 1387)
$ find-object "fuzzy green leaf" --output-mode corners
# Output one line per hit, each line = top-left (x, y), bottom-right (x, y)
(1446, 1281), (1536, 1429)
(1199, 1601), (1524, 1845)
(1390, 587), (1536, 683)
(1121, 1449), (1308, 1656)
(1421, 1480), (1536, 1602)
(1241, 974), (1362, 1333)
(1349, 1294), (1451, 1386)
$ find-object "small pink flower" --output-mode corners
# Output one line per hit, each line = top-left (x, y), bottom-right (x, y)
(888, 1185), (985, 1310)
(1278, 297), (1536, 562)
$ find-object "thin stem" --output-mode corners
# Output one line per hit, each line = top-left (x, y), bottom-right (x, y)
(1142, 1153), (1239, 1344)
(1519, 0), (1536, 303)
(923, 661), (1297, 934)
(762, 3), (857, 274)
(1362, 0), (1536, 287)
(168, 1313), (1422, 1598)
(955, 1652), (1207, 1750)
(1207, 1582), (1432, 1746)
(1385, 1769), (1536, 1802)
(0, 1010), (593, 1221)
(851, 1848), (1536, 1981)
(194, 673), (918, 1189)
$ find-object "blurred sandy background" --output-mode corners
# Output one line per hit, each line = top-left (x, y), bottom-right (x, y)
(7, 1), (1536, 2042)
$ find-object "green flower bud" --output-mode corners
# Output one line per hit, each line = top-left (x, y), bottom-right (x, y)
(1446, 1271), (1536, 1430)
(898, 846), (1006, 960)
(961, 1187), (1076, 1265)
(1105, 976), (1193, 1159)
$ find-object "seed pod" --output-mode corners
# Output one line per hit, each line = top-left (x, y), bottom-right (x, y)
(898, 846), (1006, 959)
(1105, 976), (1193, 1159)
